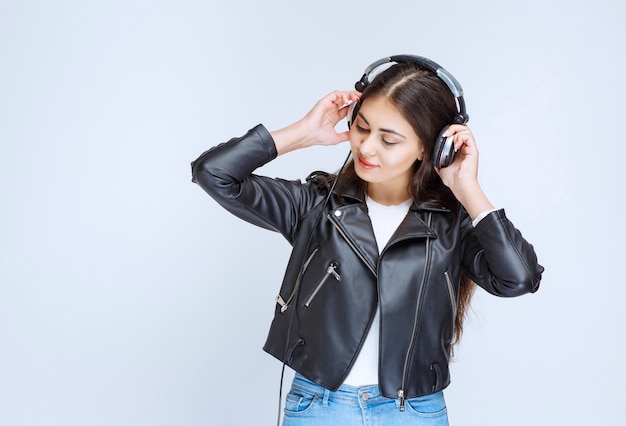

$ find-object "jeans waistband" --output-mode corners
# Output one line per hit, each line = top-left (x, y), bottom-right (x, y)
(291, 373), (385, 404)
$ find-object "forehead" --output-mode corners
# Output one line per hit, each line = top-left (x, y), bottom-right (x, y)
(358, 97), (417, 134)
(360, 96), (403, 118)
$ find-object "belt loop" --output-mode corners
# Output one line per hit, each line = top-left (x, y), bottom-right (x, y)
(322, 388), (330, 407)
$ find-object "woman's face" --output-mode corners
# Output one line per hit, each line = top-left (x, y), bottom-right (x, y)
(349, 96), (424, 204)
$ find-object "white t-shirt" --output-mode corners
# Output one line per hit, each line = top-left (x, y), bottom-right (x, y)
(342, 196), (413, 386)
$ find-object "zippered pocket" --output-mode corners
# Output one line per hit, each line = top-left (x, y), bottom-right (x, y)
(304, 262), (341, 308)
(443, 270), (458, 354)
(276, 248), (319, 313)
(429, 362), (442, 393)
(443, 270), (457, 318)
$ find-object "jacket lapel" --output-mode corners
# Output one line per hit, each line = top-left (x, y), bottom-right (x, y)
(386, 208), (438, 250)
(330, 185), (449, 272)
(327, 203), (379, 276)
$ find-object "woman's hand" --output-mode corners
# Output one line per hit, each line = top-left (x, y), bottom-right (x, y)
(435, 125), (495, 219)
(271, 90), (361, 155)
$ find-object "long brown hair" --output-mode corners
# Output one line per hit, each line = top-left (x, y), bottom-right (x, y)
(333, 62), (476, 343)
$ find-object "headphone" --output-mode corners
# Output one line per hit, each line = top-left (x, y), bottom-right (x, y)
(347, 55), (469, 168)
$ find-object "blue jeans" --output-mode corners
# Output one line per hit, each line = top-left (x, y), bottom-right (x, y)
(283, 373), (449, 426)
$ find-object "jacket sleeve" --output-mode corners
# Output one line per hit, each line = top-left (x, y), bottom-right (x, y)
(190, 124), (321, 244)
(461, 208), (544, 296)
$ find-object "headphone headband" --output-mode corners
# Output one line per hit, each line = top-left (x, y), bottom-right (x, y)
(354, 54), (468, 124)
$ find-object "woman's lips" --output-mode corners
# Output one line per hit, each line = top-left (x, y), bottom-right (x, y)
(358, 156), (377, 170)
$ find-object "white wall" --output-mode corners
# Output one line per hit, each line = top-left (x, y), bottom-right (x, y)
(1, 0), (624, 425)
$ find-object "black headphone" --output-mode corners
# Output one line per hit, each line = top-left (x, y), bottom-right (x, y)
(347, 55), (469, 168)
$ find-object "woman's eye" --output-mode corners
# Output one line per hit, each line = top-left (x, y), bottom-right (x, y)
(382, 138), (396, 146)
(355, 125), (369, 132)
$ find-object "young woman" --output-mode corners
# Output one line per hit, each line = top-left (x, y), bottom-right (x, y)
(191, 55), (543, 425)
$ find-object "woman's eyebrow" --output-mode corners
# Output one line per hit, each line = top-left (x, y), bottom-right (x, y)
(357, 111), (370, 126)
(358, 112), (407, 139)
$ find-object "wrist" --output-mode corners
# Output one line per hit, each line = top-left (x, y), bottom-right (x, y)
(471, 208), (499, 227)
(453, 183), (495, 220)
(271, 120), (312, 155)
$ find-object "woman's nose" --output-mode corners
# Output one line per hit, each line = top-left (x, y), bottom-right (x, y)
(360, 134), (376, 157)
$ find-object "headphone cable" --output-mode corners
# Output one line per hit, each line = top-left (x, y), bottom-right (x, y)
(275, 151), (351, 426)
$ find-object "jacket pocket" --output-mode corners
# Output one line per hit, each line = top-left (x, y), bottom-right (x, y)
(443, 270), (457, 319)
(276, 248), (319, 313)
(429, 362), (443, 393)
(443, 270), (458, 356)
(304, 261), (341, 308)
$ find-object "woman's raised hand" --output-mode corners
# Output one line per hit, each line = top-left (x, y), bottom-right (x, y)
(435, 125), (480, 189)
(302, 90), (362, 145)
(435, 125), (495, 220)
(271, 91), (361, 155)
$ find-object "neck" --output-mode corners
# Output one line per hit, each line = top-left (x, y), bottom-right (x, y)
(366, 183), (411, 206)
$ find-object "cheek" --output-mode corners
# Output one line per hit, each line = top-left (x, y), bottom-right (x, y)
(388, 149), (421, 169)
(348, 131), (360, 152)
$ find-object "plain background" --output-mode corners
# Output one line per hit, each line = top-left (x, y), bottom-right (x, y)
(1, 0), (624, 425)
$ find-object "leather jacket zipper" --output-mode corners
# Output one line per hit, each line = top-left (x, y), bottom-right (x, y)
(444, 270), (457, 325)
(398, 212), (433, 412)
(304, 262), (341, 307)
(276, 248), (319, 313)
(328, 212), (377, 277)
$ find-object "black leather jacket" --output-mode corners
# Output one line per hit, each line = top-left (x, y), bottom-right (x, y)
(191, 124), (543, 404)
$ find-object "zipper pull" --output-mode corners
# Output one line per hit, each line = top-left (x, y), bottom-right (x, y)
(304, 262), (341, 308)
(276, 295), (289, 313)
(397, 389), (405, 412)
(328, 262), (341, 281)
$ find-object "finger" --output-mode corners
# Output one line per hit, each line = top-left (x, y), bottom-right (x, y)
(337, 104), (350, 119)
(441, 124), (467, 137)
(334, 130), (351, 143)
(347, 90), (361, 101)
(457, 130), (477, 149)
(441, 126), (473, 151)
(330, 90), (361, 108)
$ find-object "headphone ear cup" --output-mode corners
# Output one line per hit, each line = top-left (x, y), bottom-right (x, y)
(346, 101), (360, 129)
(432, 125), (457, 168)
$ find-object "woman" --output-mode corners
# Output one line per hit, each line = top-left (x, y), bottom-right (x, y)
(191, 55), (543, 425)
